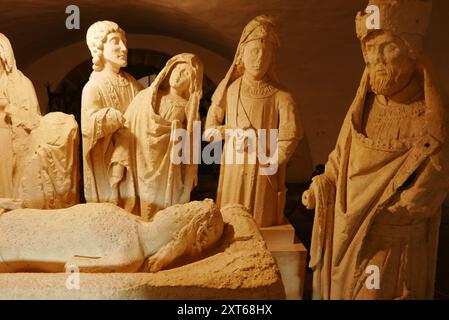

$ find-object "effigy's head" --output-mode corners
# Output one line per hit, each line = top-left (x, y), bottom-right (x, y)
(235, 15), (280, 81)
(86, 21), (127, 72)
(152, 199), (224, 256)
(355, 0), (432, 96)
(183, 199), (224, 255)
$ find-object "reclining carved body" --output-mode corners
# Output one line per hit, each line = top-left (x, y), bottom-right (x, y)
(0, 199), (224, 273)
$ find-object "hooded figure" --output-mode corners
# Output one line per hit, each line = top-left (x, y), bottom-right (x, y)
(0, 33), (41, 197)
(0, 33), (79, 209)
(205, 15), (303, 227)
(123, 53), (203, 220)
(302, 0), (449, 300)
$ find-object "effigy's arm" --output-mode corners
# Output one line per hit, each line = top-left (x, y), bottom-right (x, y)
(65, 252), (143, 273)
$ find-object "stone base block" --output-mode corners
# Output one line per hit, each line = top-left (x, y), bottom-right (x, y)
(261, 224), (307, 300)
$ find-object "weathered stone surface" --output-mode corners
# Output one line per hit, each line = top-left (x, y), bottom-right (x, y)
(0, 203), (284, 299)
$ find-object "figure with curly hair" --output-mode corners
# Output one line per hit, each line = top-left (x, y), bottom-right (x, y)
(81, 21), (142, 210)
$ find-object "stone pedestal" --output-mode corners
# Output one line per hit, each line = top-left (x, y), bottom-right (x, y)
(260, 224), (307, 300)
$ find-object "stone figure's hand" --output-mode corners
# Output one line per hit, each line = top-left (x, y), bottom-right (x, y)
(302, 189), (316, 210)
(109, 108), (125, 129)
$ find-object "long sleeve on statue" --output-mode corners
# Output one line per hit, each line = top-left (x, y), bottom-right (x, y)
(81, 82), (124, 145)
(277, 93), (303, 166)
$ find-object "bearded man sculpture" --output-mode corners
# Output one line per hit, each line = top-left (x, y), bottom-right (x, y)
(302, 0), (449, 300)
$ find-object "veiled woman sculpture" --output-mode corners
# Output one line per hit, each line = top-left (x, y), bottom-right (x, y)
(123, 53), (203, 220)
(0, 33), (41, 198)
(0, 33), (79, 209)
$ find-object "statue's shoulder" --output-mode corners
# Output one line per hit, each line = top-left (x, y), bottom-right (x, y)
(16, 70), (35, 91)
(82, 74), (101, 95)
(228, 77), (242, 92)
(121, 71), (138, 83)
(274, 85), (296, 106)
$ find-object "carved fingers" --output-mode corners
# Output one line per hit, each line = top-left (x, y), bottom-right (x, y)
(302, 189), (316, 210)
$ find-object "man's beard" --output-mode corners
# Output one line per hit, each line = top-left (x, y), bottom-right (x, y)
(369, 62), (415, 97)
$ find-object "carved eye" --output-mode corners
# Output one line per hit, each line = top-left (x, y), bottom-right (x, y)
(383, 43), (400, 57)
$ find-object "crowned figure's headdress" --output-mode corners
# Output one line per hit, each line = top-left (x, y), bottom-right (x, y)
(355, 0), (432, 57)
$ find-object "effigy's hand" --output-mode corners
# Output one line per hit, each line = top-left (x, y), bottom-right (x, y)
(104, 108), (125, 133)
(302, 188), (316, 210)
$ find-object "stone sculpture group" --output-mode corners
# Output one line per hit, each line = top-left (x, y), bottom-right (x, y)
(0, 0), (448, 300)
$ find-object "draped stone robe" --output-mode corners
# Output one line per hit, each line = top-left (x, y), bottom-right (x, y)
(123, 88), (197, 220)
(0, 70), (40, 198)
(310, 69), (449, 300)
(81, 71), (141, 207)
(207, 76), (302, 227)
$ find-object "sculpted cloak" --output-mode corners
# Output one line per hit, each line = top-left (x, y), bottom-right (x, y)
(205, 15), (303, 227)
(123, 53), (203, 220)
(310, 64), (449, 300)
(81, 70), (141, 208)
(0, 33), (41, 197)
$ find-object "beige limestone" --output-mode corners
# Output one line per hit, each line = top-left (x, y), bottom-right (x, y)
(261, 224), (307, 300)
(0, 202), (284, 300)
(205, 15), (303, 227)
(0, 33), (79, 209)
(81, 21), (142, 210)
(122, 53), (203, 220)
(0, 199), (223, 273)
(302, 0), (449, 300)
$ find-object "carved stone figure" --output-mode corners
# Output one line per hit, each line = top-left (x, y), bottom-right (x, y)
(123, 53), (203, 220)
(302, 0), (449, 300)
(81, 21), (142, 210)
(0, 92), (13, 197)
(0, 199), (224, 273)
(16, 112), (79, 209)
(205, 15), (303, 227)
(0, 33), (41, 198)
(0, 33), (79, 209)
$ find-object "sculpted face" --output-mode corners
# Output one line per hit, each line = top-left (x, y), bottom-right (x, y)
(241, 39), (273, 81)
(102, 32), (127, 71)
(169, 63), (191, 94)
(364, 32), (416, 97)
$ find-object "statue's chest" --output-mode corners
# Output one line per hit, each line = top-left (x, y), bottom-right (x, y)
(226, 89), (278, 130)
